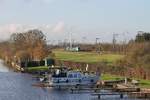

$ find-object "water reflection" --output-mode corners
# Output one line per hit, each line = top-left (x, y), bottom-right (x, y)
(0, 72), (91, 100)
(0, 60), (10, 72)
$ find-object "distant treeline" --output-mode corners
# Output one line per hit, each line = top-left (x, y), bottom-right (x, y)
(117, 32), (150, 79)
(77, 43), (128, 54)
(55, 32), (150, 80)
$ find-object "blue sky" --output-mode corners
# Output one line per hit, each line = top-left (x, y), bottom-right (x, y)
(0, 0), (150, 43)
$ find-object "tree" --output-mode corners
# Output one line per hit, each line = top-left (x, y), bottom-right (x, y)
(135, 32), (150, 42)
(10, 29), (49, 62)
(33, 41), (48, 60)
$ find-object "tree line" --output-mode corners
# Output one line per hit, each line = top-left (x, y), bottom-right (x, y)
(117, 32), (150, 79)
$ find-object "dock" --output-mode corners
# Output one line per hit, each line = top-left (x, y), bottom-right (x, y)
(32, 83), (51, 87)
(129, 91), (150, 99)
(70, 87), (102, 93)
(91, 92), (124, 99)
(32, 81), (150, 99)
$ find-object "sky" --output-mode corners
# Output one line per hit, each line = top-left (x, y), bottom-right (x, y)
(0, 0), (150, 43)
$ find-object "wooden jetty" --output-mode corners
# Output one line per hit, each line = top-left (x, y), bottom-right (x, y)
(70, 87), (102, 93)
(32, 83), (51, 87)
(129, 92), (150, 99)
(91, 92), (124, 99)
(113, 84), (140, 92)
(32, 82), (150, 99)
(103, 80), (125, 87)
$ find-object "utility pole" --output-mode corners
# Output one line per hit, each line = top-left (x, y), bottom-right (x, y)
(96, 38), (99, 45)
(64, 39), (68, 48)
(112, 33), (118, 52)
(95, 37), (101, 54)
(82, 37), (87, 44)
(69, 33), (72, 50)
(122, 32), (127, 54)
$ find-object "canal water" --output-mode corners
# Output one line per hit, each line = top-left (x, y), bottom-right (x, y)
(0, 60), (146, 100)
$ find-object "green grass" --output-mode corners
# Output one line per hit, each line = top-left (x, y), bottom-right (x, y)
(102, 74), (150, 88)
(138, 79), (150, 88)
(53, 50), (124, 64)
(101, 74), (124, 81)
(25, 66), (49, 72)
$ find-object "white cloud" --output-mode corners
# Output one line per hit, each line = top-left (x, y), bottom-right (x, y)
(0, 24), (28, 40)
(0, 22), (66, 40)
(52, 21), (65, 33)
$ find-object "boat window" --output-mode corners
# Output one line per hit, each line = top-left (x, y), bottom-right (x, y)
(74, 74), (78, 78)
(78, 74), (81, 78)
(60, 72), (67, 77)
(68, 74), (73, 78)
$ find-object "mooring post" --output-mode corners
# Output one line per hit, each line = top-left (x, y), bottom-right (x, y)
(98, 94), (101, 99)
(71, 88), (73, 94)
(120, 93), (123, 99)
(144, 93), (147, 98)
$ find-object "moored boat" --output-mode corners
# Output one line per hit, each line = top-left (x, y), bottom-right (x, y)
(48, 66), (100, 88)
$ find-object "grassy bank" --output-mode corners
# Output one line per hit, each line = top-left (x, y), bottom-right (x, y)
(102, 74), (150, 88)
(53, 50), (124, 64)
(24, 66), (49, 72)
(138, 79), (150, 88)
(101, 74), (124, 81)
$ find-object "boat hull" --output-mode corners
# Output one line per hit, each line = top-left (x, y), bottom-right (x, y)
(49, 76), (99, 87)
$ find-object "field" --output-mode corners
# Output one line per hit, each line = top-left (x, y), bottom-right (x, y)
(102, 74), (150, 88)
(137, 79), (150, 88)
(101, 74), (123, 81)
(53, 50), (124, 64)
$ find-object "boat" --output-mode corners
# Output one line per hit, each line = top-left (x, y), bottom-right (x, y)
(48, 66), (100, 88)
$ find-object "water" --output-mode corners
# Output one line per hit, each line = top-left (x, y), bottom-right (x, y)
(0, 60), (146, 100)
(0, 60), (10, 72)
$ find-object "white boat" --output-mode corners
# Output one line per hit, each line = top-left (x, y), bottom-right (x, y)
(48, 67), (100, 87)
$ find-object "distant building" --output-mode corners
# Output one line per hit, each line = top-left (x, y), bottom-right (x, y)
(65, 46), (80, 52)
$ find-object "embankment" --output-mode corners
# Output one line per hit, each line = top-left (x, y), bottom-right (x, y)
(55, 60), (150, 80)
